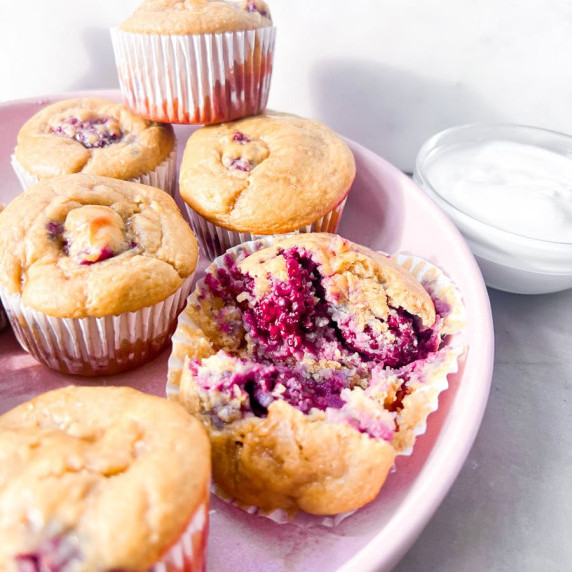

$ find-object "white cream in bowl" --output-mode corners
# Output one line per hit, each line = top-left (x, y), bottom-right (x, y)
(414, 124), (572, 294)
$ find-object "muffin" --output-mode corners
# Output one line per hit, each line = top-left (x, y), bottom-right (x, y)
(167, 233), (466, 517)
(0, 174), (199, 376)
(12, 97), (177, 195)
(179, 113), (356, 258)
(0, 385), (210, 572)
(111, 0), (276, 125)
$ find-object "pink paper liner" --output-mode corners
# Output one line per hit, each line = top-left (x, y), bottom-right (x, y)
(185, 196), (348, 260)
(0, 273), (194, 377)
(150, 502), (209, 572)
(10, 147), (178, 197)
(111, 27), (276, 125)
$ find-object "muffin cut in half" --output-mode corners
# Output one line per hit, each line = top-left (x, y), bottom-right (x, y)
(0, 386), (211, 572)
(167, 233), (466, 517)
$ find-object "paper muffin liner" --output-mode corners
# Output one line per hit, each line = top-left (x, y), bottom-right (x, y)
(0, 273), (194, 377)
(390, 252), (467, 456)
(10, 147), (178, 197)
(185, 195), (348, 260)
(132, 146), (178, 197)
(167, 237), (466, 527)
(151, 502), (209, 572)
(111, 26), (276, 125)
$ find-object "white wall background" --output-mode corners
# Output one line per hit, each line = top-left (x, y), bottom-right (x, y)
(2, 0), (572, 171)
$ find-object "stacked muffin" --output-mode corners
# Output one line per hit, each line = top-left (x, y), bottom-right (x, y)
(110, 0), (355, 259)
(3, 0), (359, 372)
(111, 0), (276, 124)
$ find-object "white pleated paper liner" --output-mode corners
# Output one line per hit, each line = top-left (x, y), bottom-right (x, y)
(390, 251), (467, 456)
(167, 237), (466, 527)
(111, 26), (276, 125)
(150, 502), (209, 572)
(132, 146), (178, 196)
(184, 196), (348, 260)
(0, 272), (193, 377)
(10, 147), (178, 197)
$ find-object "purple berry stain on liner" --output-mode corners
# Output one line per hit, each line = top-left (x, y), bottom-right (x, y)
(16, 537), (80, 572)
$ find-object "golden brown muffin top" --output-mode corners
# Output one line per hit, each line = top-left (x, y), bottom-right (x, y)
(119, 0), (272, 35)
(14, 98), (175, 181)
(0, 386), (211, 572)
(0, 174), (198, 318)
(179, 113), (356, 234)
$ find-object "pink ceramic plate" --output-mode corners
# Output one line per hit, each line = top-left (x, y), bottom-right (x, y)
(0, 91), (494, 572)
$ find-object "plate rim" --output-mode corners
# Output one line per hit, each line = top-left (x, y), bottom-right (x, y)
(338, 138), (495, 571)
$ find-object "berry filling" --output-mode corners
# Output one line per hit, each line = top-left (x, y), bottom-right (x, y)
(49, 116), (122, 149)
(47, 207), (133, 265)
(221, 133), (269, 172)
(190, 247), (445, 440)
(16, 537), (80, 572)
(191, 355), (348, 425)
(78, 245), (115, 266)
(226, 157), (253, 172)
(232, 131), (251, 144)
(338, 309), (440, 368)
(245, 0), (270, 18)
(46, 221), (64, 241)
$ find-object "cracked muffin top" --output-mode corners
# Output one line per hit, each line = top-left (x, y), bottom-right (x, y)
(14, 98), (175, 181)
(120, 0), (272, 35)
(0, 174), (198, 318)
(0, 385), (210, 572)
(179, 113), (356, 234)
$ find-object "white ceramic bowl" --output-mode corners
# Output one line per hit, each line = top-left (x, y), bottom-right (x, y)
(414, 124), (572, 295)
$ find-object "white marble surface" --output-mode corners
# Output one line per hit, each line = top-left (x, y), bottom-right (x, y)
(394, 286), (572, 572)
